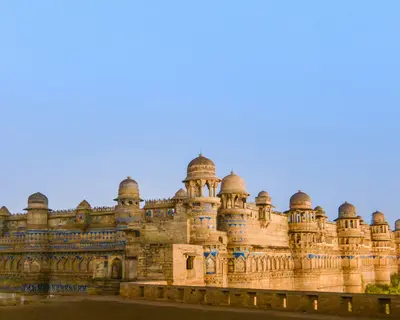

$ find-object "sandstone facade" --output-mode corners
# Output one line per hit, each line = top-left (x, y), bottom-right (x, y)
(0, 154), (399, 294)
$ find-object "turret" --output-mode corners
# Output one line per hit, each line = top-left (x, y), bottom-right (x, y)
(336, 202), (363, 243)
(0, 206), (10, 235)
(183, 154), (221, 244)
(286, 191), (318, 249)
(217, 171), (251, 245)
(114, 176), (143, 224)
(255, 191), (272, 222)
(336, 202), (363, 293)
(314, 206), (327, 229)
(370, 211), (394, 285)
(25, 192), (51, 229)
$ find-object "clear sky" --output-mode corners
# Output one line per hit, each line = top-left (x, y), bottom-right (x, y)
(1, 1), (399, 227)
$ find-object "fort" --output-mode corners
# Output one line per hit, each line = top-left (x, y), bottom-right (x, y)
(0, 154), (399, 314)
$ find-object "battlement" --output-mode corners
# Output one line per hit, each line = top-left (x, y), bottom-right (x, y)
(144, 199), (175, 208)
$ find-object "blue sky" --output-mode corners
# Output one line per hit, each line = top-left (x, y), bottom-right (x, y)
(0, 1), (399, 226)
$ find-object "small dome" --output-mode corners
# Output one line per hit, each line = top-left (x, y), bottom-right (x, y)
(289, 190), (312, 210)
(372, 211), (386, 225)
(255, 190), (272, 205)
(0, 206), (10, 216)
(118, 176), (139, 198)
(338, 201), (356, 218)
(395, 219), (400, 231)
(26, 192), (49, 210)
(77, 200), (91, 210)
(218, 171), (248, 195)
(184, 154), (217, 181)
(258, 191), (270, 197)
(314, 206), (324, 211)
(172, 188), (187, 200)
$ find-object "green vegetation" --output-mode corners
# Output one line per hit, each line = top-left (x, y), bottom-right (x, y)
(365, 273), (400, 294)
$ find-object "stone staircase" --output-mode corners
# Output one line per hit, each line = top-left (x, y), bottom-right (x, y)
(99, 281), (120, 296)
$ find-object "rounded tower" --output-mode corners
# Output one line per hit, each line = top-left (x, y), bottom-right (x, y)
(114, 176), (143, 224)
(336, 202), (364, 293)
(183, 154), (221, 244)
(255, 191), (273, 223)
(217, 171), (252, 245)
(286, 191), (318, 249)
(370, 211), (394, 285)
(25, 192), (51, 229)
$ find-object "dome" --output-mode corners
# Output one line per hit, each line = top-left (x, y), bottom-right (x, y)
(255, 190), (272, 205)
(77, 200), (91, 210)
(184, 154), (217, 181)
(117, 176), (139, 199)
(314, 206), (326, 217)
(0, 206), (10, 216)
(172, 188), (187, 200)
(218, 171), (249, 195)
(258, 191), (270, 197)
(26, 192), (49, 210)
(372, 211), (386, 225)
(188, 154), (215, 167)
(289, 190), (312, 210)
(395, 219), (400, 231)
(338, 202), (356, 218)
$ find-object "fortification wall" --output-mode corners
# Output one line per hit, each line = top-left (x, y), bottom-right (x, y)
(120, 282), (400, 318)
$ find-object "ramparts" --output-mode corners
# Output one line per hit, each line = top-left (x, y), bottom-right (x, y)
(120, 283), (400, 318)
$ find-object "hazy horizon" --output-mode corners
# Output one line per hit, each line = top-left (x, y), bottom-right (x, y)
(1, 1), (400, 227)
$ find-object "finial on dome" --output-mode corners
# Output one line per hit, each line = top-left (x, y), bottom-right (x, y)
(231, 169), (234, 174)
(127, 176), (131, 179)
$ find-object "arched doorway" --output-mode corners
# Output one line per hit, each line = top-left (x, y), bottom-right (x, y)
(111, 258), (122, 279)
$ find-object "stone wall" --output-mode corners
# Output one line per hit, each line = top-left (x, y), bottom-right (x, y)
(120, 282), (400, 318)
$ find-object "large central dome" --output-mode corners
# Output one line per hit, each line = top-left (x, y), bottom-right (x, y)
(184, 153), (217, 181)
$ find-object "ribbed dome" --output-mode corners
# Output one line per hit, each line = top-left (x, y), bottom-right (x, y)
(289, 190), (312, 210)
(25, 192), (49, 210)
(77, 200), (91, 210)
(184, 154), (217, 181)
(218, 171), (248, 195)
(172, 188), (187, 199)
(395, 219), (400, 231)
(28, 192), (48, 205)
(0, 206), (10, 216)
(314, 206), (324, 211)
(338, 202), (356, 218)
(188, 154), (215, 167)
(118, 176), (139, 198)
(255, 190), (272, 205)
(372, 211), (386, 224)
